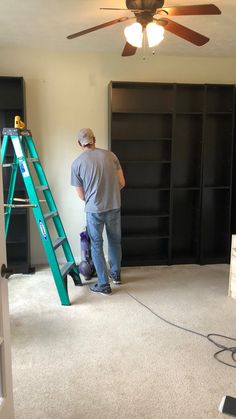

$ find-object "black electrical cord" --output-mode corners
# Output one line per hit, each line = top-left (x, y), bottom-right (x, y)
(126, 291), (236, 369)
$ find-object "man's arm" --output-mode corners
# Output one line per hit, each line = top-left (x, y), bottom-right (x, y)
(117, 168), (125, 190)
(75, 186), (85, 201)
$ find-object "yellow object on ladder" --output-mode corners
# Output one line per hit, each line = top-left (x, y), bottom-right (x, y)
(14, 115), (25, 129)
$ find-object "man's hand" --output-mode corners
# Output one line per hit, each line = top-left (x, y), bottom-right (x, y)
(75, 186), (85, 201)
(117, 168), (125, 190)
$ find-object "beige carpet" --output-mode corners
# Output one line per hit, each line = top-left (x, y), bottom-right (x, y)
(8, 264), (236, 419)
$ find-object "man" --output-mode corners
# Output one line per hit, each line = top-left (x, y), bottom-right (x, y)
(71, 128), (125, 295)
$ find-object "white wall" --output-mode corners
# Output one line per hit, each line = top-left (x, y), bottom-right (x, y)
(0, 47), (236, 265)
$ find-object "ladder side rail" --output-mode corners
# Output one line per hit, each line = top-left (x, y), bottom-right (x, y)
(25, 136), (78, 264)
(24, 136), (68, 244)
(1, 135), (18, 235)
(11, 135), (71, 305)
(44, 189), (74, 256)
(25, 136), (57, 213)
(24, 135), (81, 284)
(1, 134), (9, 163)
(43, 187), (82, 280)
(36, 177), (82, 282)
(4, 155), (19, 236)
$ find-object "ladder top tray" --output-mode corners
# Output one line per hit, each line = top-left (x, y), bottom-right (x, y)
(2, 128), (32, 136)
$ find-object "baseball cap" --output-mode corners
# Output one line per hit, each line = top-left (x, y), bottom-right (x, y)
(78, 128), (95, 146)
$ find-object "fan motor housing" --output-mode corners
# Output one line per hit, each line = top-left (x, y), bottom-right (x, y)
(136, 12), (155, 26)
(126, 0), (165, 11)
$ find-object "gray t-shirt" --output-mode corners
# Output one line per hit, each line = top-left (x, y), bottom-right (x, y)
(71, 148), (121, 213)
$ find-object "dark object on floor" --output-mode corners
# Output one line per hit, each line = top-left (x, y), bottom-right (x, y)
(78, 229), (96, 280)
(219, 396), (236, 416)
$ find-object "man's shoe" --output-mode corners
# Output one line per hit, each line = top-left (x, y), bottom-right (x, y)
(89, 283), (112, 295)
(109, 271), (121, 285)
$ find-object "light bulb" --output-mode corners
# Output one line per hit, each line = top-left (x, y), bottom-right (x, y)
(146, 22), (164, 48)
(124, 22), (143, 48)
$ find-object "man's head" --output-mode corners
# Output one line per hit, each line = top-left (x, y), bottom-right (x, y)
(78, 128), (95, 147)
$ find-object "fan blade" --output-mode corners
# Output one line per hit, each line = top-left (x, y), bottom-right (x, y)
(100, 8), (129, 11)
(100, 8), (146, 12)
(67, 17), (131, 39)
(156, 18), (209, 46)
(160, 4), (221, 16)
(122, 42), (137, 56)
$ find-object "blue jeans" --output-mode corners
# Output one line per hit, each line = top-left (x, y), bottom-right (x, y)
(86, 209), (121, 286)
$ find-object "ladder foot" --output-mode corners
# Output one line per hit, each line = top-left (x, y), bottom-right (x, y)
(69, 270), (83, 286)
(74, 281), (83, 287)
(62, 301), (71, 306)
(63, 276), (68, 292)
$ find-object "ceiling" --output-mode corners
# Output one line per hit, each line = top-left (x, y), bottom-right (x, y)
(0, 0), (235, 58)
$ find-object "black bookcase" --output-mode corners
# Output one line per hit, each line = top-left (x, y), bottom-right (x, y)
(0, 76), (32, 273)
(109, 81), (235, 267)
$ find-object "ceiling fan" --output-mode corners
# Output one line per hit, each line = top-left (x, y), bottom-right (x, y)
(67, 0), (221, 57)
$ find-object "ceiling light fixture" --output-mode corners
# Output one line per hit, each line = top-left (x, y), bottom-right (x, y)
(124, 21), (164, 49)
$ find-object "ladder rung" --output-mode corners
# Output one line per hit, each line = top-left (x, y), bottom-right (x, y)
(44, 211), (58, 220)
(53, 236), (66, 250)
(28, 158), (39, 163)
(36, 185), (48, 192)
(3, 163), (13, 168)
(60, 262), (75, 279)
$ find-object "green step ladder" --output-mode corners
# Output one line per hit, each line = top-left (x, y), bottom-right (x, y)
(1, 128), (82, 306)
